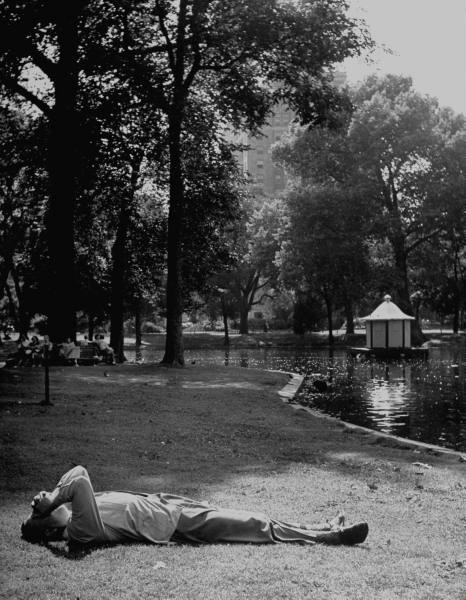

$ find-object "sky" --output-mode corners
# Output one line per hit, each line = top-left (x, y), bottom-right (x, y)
(342, 0), (466, 114)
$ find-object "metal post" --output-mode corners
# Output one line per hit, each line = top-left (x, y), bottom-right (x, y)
(41, 335), (52, 406)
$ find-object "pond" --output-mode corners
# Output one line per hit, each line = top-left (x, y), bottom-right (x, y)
(127, 343), (466, 452)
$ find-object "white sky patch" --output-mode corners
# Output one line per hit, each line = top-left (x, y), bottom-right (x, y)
(341, 0), (466, 114)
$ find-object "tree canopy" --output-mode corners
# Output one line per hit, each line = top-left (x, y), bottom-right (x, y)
(0, 0), (372, 361)
(273, 74), (466, 337)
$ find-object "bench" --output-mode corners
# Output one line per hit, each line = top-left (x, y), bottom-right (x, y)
(77, 345), (102, 366)
(0, 341), (19, 367)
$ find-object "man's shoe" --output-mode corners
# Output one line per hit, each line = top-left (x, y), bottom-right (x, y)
(328, 512), (345, 530)
(339, 522), (369, 545)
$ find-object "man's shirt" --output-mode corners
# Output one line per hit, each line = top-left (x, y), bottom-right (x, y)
(52, 466), (184, 544)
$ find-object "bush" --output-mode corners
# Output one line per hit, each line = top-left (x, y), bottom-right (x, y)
(142, 321), (163, 334)
(32, 318), (48, 336)
(203, 321), (224, 332)
(248, 317), (267, 332)
(268, 318), (290, 331)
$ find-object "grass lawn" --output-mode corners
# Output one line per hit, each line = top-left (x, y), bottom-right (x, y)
(0, 363), (465, 600)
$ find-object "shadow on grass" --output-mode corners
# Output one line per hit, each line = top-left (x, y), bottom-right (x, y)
(40, 535), (372, 561)
(44, 538), (207, 561)
(46, 540), (131, 560)
(46, 542), (92, 560)
(1, 363), (464, 504)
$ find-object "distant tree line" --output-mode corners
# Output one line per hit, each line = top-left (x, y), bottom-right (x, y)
(273, 74), (466, 339)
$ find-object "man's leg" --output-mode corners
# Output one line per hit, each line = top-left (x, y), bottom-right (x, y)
(174, 507), (275, 544)
(174, 506), (368, 545)
(270, 518), (368, 545)
(284, 512), (345, 532)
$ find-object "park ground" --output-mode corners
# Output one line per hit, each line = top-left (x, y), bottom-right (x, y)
(0, 362), (465, 600)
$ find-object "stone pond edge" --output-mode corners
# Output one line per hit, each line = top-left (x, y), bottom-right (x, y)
(275, 370), (466, 462)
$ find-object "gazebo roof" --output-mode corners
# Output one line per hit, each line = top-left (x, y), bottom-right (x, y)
(361, 295), (415, 321)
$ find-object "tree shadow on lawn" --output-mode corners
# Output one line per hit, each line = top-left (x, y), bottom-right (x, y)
(129, 413), (465, 514)
(45, 542), (92, 560)
(39, 534), (373, 562)
(44, 540), (169, 560)
(1, 363), (464, 508)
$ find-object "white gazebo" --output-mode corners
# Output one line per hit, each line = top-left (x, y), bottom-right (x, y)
(361, 294), (414, 351)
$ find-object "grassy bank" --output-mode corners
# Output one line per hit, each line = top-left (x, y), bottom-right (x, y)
(133, 330), (366, 351)
(1, 364), (465, 599)
(132, 329), (464, 351)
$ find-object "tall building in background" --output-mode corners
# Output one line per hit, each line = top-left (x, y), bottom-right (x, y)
(238, 71), (347, 197)
(241, 103), (294, 196)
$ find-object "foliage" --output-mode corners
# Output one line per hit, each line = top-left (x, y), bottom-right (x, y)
(222, 196), (285, 334)
(106, 0), (372, 363)
(0, 0), (373, 352)
(0, 105), (48, 334)
(180, 106), (245, 301)
(274, 74), (466, 328)
(277, 184), (370, 335)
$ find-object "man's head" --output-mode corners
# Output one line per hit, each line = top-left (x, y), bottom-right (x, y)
(21, 505), (70, 544)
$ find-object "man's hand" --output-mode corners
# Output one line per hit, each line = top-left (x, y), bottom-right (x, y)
(31, 491), (53, 517)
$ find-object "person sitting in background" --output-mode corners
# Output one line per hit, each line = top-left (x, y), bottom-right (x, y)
(21, 466), (369, 550)
(94, 334), (115, 364)
(79, 335), (89, 346)
(16, 338), (32, 366)
(29, 335), (43, 367)
(58, 338), (80, 366)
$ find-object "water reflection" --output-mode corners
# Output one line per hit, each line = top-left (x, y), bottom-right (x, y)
(127, 343), (466, 451)
(366, 363), (410, 424)
(301, 352), (466, 451)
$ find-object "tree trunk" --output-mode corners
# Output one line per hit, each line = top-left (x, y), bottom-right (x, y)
(239, 295), (249, 335)
(4, 282), (19, 333)
(162, 112), (185, 366)
(452, 302), (460, 334)
(452, 255), (460, 334)
(292, 293), (306, 335)
(134, 301), (143, 362)
(161, 0), (190, 367)
(221, 296), (229, 346)
(390, 233), (424, 343)
(391, 237), (412, 312)
(88, 313), (95, 342)
(0, 262), (11, 305)
(109, 209), (128, 363)
(109, 156), (142, 362)
(45, 6), (80, 344)
(135, 302), (142, 349)
(325, 297), (334, 346)
(11, 264), (30, 340)
(344, 300), (354, 334)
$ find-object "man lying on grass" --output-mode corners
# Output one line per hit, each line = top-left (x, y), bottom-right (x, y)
(21, 466), (368, 549)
